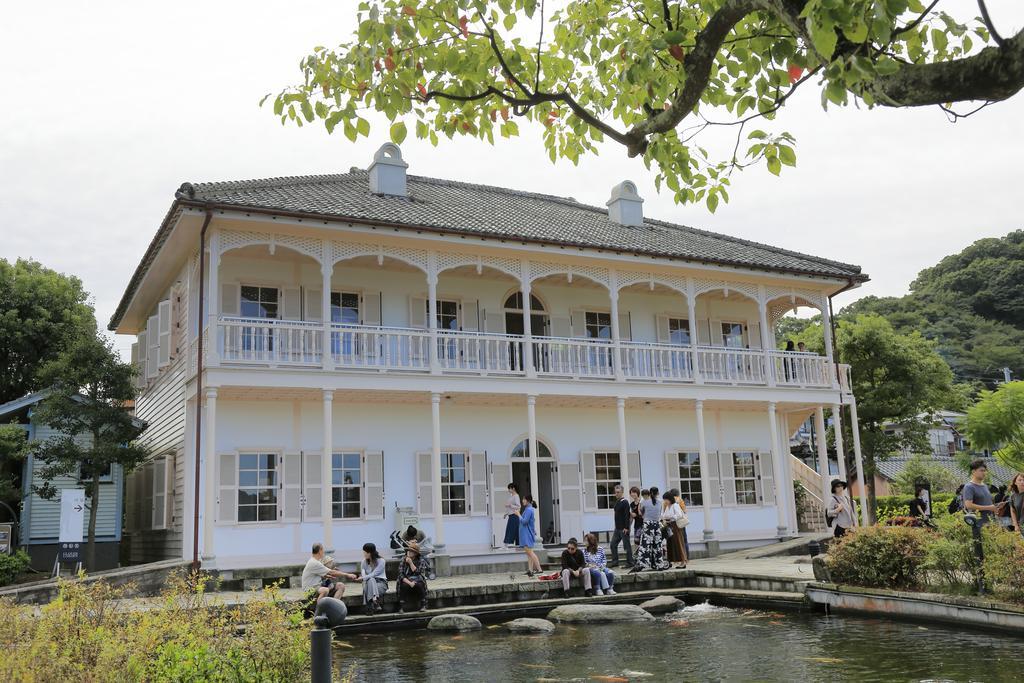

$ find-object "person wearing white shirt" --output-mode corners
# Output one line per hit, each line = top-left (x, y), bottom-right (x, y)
(302, 542), (356, 604)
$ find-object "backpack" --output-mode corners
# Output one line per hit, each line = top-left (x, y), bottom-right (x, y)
(947, 496), (963, 515)
(824, 509), (835, 527)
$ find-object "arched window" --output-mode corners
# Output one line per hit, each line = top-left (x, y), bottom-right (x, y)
(503, 292), (545, 311)
(510, 439), (553, 460)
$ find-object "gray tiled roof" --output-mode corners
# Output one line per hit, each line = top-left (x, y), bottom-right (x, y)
(109, 169), (866, 330)
(876, 455), (1016, 487)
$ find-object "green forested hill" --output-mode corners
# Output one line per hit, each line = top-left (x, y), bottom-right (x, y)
(841, 230), (1024, 387)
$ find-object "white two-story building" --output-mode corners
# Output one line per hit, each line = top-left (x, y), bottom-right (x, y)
(111, 143), (869, 572)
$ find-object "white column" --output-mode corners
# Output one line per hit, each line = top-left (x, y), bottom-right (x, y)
(696, 399), (714, 540)
(322, 390), (334, 551)
(428, 254), (440, 374)
(832, 404), (848, 481)
(206, 231), (220, 367)
(814, 406), (831, 504)
(430, 392), (446, 547)
(687, 278), (702, 384)
(767, 401), (787, 536)
(616, 397), (629, 488)
(759, 286), (775, 387)
(849, 400), (869, 526)
(321, 262), (334, 371)
(527, 394), (540, 541)
(202, 387), (217, 560)
(609, 273), (624, 381)
(521, 263), (536, 377)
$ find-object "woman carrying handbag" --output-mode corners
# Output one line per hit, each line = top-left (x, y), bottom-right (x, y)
(660, 490), (688, 568)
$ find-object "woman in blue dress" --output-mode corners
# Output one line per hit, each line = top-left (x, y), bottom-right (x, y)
(517, 493), (542, 576)
(503, 483), (521, 546)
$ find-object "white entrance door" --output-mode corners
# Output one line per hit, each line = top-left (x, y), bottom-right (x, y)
(556, 461), (584, 542)
(490, 462), (513, 548)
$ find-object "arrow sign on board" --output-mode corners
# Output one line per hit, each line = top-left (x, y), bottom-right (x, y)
(59, 489), (86, 544)
(74, 504), (83, 512)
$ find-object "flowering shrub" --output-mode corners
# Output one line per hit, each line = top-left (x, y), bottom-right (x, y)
(827, 525), (930, 590)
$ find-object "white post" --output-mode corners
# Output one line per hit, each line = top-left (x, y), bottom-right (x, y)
(322, 390), (334, 552)
(430, 392), (446, 547)
(814, 406), (831, 504)
(321, 262), (333, 371)
(206, 231), (221, 367)
(768, 401), (787, 536)
(609, 272), (624, 381)
(759, 286), (775, 387)
(428, 254), (440, 374)
(202, 387), (217, 560)
(687, 277), (702, 384)
(832, 404), (848, 481)
(849, 400), (869, 526)
(527, 394), (541, 541)
(695, 399), (714, 540)
(616, 397), (629, 488)
(821, 296), (835, 362)
(521, 262), (536, 377)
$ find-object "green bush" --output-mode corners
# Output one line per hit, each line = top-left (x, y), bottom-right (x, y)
(0, 550), (30, 586)
(982, 526), (1024, 601)
(919, 514), (975, 592)
(827, 525), (930, 590)
(874, 493), (955, 523)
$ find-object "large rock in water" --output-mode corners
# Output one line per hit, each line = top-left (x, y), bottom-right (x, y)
(639, 595), (684, 614)
(505, 618), (556, 634)
(427, 614), (482, 632)
(548, 604), (654, 624)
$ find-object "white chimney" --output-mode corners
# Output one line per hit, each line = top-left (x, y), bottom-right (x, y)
(606, 180), (644, 226)
(368, 142), (409, 196)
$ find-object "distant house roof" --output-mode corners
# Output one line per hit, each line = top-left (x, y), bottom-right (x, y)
(875, 455), (1016, 487)
(0, 389), (145, 430)
(109, 168), (868, 329)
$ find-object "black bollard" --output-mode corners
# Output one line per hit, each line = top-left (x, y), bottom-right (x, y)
(310, 620), (332, 683)
(807, 540), (822, 557)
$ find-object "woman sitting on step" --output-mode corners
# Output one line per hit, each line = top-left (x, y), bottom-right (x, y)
(582, 532), (616, 596)
(356, 542), (388, 614)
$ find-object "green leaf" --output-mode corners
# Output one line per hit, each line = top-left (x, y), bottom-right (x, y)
(706, 192), (719, 213)
(778, 145), (796, 166)
(390, 121), (408, 145)
(664, 30), (685, 45)
(356, 117), (370, 136)
(808, 18), (838, 59)
(766, 155), (782, 176)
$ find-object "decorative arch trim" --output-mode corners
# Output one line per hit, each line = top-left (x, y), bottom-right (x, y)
(507, 433), (559, 461)
(528, 261), (611, 290)
(616, 270), (689, 299)
(436, 253), (521, 280)
(330, 241), (429, 274)
(218, 229), (323, 264)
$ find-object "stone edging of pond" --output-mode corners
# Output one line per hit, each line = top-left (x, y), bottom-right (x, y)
(806, 582), (1024, 633)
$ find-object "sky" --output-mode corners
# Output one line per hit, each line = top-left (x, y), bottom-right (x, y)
(2, 1), (1022, 358)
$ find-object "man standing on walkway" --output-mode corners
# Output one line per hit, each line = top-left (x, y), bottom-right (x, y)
(610, 485), (633, 568)
(962, 460), (1004, 594)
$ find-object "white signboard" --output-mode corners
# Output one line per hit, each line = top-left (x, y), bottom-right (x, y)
(59, 488), (85, 543)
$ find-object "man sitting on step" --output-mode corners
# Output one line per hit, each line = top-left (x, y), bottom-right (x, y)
(302, 542), (355, 606)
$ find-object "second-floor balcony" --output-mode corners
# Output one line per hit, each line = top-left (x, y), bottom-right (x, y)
(213, 316), (851, 391)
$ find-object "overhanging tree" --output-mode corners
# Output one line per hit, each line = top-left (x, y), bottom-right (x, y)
(965, 381), (1024, 471)
(268, 0), (1024, 210)
(32, 335), (149, 570)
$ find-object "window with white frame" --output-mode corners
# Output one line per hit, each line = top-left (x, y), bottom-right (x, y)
(78, 459), (113, 483)
(594, 452), (621, 510)
(732, 451), (757, 505)
(425, 299), (460, 330)
(675, 452), (703, 506)
(441, 451), (467, 515)
(584, 311), (612, 339)
(237, 453), (278, 522)
(330, 292), (360, 324)
(668, 317), (691, 345)
(721, 321), (745, 348)
(240, 286), (279, 319)
(332, 452), (362, 519)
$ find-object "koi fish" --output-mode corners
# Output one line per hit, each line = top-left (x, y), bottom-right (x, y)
(768, 620), (784, 625)
(589, 677), (629, 682)
(524, 664), (555, 669)
(797, 657), (844, 664)
(331, 641), (354, 649)
(438, 645), (457, 651)
(668, 619), (690, 627)
(451, 635), (464, 640)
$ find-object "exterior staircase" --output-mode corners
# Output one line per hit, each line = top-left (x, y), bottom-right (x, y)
(791, 455), (828, 533)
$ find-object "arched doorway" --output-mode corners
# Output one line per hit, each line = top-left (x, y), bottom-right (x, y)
(502, 291), (549, 336)
(509, 437), (558, 544)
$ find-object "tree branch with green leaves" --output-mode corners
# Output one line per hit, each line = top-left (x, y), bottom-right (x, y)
(266, 0), (1021, 211)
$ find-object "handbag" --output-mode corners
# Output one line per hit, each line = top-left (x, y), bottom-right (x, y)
(675, 511), (689, 528)
(660, 521), (674, 539)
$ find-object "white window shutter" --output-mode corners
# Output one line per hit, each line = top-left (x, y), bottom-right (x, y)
(627, 450), (641, 492)
(152, 457), (167, 530)
(697, 319), (711, 345)
(157, 300), (172, 368)
(217, 452), (237, 524)
(483, 310), (505, 334)
(664, 451), (680, 493)
(656, 315), (671, 343)
(581, 451), (598, 512)
(617, 311), (631, 341)
(706, 451), (721, 507)
(282, 287), (301, 321)
(489, 461), (513, 547)
(550, 315), (571, 338)
(363, 450), (385, 520)
(748, 321), (762, 350)
(220, 283), (240, 317)
(416, 451), (434, 516)
(131, 341), (146, 389)
(711, 319), (725, 346)
(305, 289), (323, 322)
(303, 451), (323, 522)
(570, 310), (585, 338)
(146, 316), (159, 379)
(409, 296), (428, 329)
(557, 463), (584, 541)
(461, 300), (479, 332)
(719, 452), (738, 506)
(134, 469), (147, 531)
(142, 463), (154, 531)
(362, 292), (382, 326)
(280, 451), (302, 522)
(468, 451), (488, 516)
(757, 451), (776, 505)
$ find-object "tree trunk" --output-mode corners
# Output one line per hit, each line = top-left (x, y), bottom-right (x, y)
(865, 453), (878, 526)
(86, 472), (100, 571)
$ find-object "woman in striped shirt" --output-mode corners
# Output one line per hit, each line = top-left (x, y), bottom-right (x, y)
(582, 532), (616, 596)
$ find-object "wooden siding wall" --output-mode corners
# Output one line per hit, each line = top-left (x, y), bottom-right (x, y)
(126, 265), (190, 564)
(26, 424), (121, 542)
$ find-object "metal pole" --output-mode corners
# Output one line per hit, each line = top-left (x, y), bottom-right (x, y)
(309, 623), (332, 683)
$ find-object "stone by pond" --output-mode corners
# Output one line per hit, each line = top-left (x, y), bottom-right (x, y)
(504, 617), (556, 634)
(426, 614), (482, 632)
(638, 595), (684, 614)
(547, 604), (654, 623)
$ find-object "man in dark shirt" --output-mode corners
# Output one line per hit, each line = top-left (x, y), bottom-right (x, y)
(560, 537), (593, 598)
(609, 485), (633, 568)
(962, 460), (1005, 594)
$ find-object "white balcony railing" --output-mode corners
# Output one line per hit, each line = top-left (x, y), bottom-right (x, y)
(212, 318), (849, 394)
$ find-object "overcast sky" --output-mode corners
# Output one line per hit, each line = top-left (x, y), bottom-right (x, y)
(2, 1), (1022, 357)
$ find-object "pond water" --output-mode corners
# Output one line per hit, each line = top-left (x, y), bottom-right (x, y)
(331, 602), (1023, 682)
